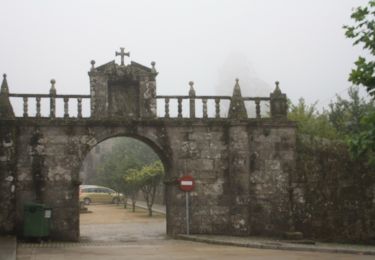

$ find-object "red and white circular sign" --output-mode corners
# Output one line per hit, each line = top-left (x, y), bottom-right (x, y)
(178, 175), (195, 192)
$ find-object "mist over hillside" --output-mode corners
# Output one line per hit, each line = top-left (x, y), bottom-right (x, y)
(214, 53), (272, 117)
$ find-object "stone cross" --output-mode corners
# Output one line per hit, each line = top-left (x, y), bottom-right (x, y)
(115, 47), (130, 66)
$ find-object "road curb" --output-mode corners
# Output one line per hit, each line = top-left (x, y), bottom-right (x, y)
(133, 203), (166, 215)
(176, 235), (375, 256)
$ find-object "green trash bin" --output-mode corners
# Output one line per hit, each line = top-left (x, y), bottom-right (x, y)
(23, 202), (52, 238)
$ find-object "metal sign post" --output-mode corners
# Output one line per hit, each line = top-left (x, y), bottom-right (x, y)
(186, 191), (190, 235)
(178, 175), (195, 236)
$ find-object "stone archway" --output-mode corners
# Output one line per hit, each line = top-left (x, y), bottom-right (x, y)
(77, 131), (172, 226)
(78, 134), (170, 241)
(0, 50), (296, 241)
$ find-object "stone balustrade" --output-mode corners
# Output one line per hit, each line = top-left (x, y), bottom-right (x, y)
(8, 93), (280, 119)
(9, 93), (90, 118)
(5, 76), (287, 120)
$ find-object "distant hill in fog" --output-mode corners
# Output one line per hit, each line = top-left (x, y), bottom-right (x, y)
(214, 53), (272, 117)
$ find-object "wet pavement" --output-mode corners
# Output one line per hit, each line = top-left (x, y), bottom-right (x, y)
(0, 235), (16, 260)
(15, 204), (375, 260)
(79, 204), (166, 243)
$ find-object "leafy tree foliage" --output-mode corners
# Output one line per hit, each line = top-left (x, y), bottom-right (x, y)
(289, 88), (374, 167)
(348, 112), (375, 166)
(139, 161), (164, 216)
(123, 161), (164, 216)
(288, 98), (338, 139)
(344, 0), (375, 166)
(344, 0), (375, 97)
(123, 168), (145, 212)
(328, 87), (375, 137)
(91, 137), (159, 204)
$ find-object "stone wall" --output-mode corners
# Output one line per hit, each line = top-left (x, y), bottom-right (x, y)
(5, 119), (296, 241)
(292, 136), (375, 243)
(0, 123), (17, 234)
(162, 121), (296, 236)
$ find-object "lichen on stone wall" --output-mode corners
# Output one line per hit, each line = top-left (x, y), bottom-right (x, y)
(0, 126), (17, 234)
(29, 128), (46, 203)
(293, 135), (375, 243)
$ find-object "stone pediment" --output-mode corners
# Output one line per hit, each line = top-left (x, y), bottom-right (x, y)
(91, 60), (156, 82)
(89, 49), (158, 119)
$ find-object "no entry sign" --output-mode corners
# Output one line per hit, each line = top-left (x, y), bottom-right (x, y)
(178, 175), (195, 192)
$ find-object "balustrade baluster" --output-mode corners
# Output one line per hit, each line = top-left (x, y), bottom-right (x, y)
(23, 97), (28, 117)
(50, 97), (56, 118)
(189, 81), (196, 119)
(36, 97), (41, 117)
(50, 79), (56, 118)
(165, 98), (170, 118)
(215, 98), (220, 118)
(255, 99), (261, 119)
(77, 98), (82, 118)
(202, 98), (208, 118)
(178, 98), (182, 118)
(64, 97), (69, 118)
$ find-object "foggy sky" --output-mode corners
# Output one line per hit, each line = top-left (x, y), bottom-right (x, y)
(0, 0), (370, 110)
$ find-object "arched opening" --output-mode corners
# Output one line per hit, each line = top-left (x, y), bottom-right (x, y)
(78, 135), (169, 242)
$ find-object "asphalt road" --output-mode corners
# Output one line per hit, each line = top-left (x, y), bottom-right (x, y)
(16, 204), (374, 260)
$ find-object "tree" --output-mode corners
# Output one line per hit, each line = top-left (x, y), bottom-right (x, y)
(343, 0), (375, 97)
(344, 0), (375, 166)
(139, 161), (164, 217)
(328, 86), (375, 137)
(123, 168), (144, 212)
(123, 161), (164, 216)
(89, 137), (159, 205)
(348, 112), (375, 166)
(288, 98), (338, 139)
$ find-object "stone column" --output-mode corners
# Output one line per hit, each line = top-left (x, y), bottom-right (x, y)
(270, 81), (288, 119)
(227, 124), (251, 235)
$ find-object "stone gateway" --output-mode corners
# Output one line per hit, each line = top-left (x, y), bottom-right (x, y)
(0, 49), (296, 241)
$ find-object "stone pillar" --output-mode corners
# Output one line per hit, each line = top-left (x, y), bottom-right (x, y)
(140, 62), (158, 118)
(49, 79), (56, 118)
(88, 60), (109, 119)
(227, 125), (251, 235)
(270, 81), (288, 119)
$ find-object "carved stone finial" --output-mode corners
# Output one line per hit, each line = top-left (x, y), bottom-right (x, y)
(189, 81), (195, 96)
(270, 80), (287, 118)
(233, 78), (242, 97)
(151, 61), (158, 75)
(115, 47), (130, 66)
(1, 73), (9, 94)
(50, 79), (56, 95)
(273, 81), (282, 96)
(0, 73), (14, 118)
(228, 78), (247, 119)
(90, 60), (96, 70)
